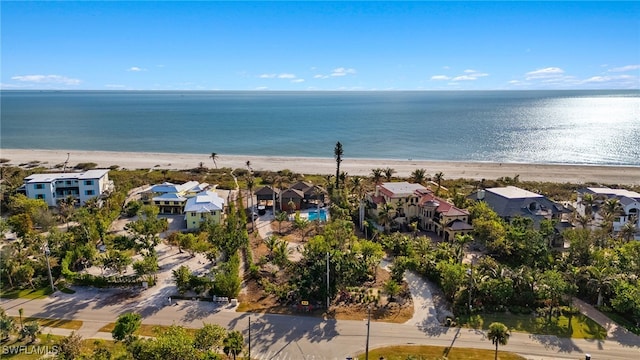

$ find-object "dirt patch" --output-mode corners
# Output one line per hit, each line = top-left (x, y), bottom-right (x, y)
(240, 222), (413, 323)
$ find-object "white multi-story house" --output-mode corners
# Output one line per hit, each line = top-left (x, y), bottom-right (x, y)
(22, 169), (114, 206)
(576, 187), (640, 239)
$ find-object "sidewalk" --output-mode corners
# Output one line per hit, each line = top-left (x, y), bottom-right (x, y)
(572, 297), (640, 345)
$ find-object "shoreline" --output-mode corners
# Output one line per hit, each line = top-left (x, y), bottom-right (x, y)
(2, 148), (640, 186)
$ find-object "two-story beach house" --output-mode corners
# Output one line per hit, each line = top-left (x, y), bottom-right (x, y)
(21, 169), (114, 206)
(141, 181), (210, 214)
(576, 187), (640, 239)
(184, 191), (225, 230)
(468, 186), (571, 230)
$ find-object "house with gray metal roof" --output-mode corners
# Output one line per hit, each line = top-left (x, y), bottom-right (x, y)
(468, 186), (570, 229)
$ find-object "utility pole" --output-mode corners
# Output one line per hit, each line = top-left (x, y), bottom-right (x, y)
(248, 316), (251, 360)
(365, 306), (371, 360)
(44, 244), (55, 292)
(326, 252), (330, 310)
(467, 266), (473, 314)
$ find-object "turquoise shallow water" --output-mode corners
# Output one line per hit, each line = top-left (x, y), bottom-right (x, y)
(1, 90), (639, 165)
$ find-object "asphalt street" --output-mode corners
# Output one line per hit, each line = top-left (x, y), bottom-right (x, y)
(2, 289), (638, 360)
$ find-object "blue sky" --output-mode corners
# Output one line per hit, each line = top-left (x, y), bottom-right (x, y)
(2, 1), (639, 90)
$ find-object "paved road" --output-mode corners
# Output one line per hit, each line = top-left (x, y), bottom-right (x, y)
(2, 285), (639, 360)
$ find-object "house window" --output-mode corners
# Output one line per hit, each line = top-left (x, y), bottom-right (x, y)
(84, 180), (94, 186)
(85, 190), (95, 196)
(35, 184), (45, 189)
(36, 194), (45, 199)
(66, 180), (72, 185)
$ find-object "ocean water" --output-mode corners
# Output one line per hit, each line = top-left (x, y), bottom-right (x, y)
(1, 90), (639, 165)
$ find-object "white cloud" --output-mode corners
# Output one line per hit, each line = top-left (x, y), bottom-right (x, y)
(608, 64), (640, 72)
(582, 74), (635, 84)
(278, 73), (296, 79)
(259, 73), (297, 79)
(331, 67), (356, 77)
(525, 67), (564, 79)
(452, 75), (477, 81)
(431, 75), (450, 81)
(314, 74), (328, 79)
(291, 78), (305, 83)
(449, 70), (488, 81)
(127, 66), (146, 72)
(11, 74), (81, 85)
(442, 66), (450, 70)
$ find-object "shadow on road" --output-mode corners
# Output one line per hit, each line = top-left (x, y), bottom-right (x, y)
(529, 333), (583, 353)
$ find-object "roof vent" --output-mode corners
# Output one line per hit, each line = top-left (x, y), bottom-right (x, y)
(477, 190), (485, 200)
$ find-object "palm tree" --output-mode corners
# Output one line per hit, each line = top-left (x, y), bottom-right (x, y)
(602, 198), (623, 217)
(370, 168), (383, 184)
(487, 322), (510, 360)
(434, 172), (444, 194)
(383, 279), (401, 302)
(410, 168), (426, 184)
(574, 212), (592, 229)
(619, 219), (637, 242)
(293, 216), (310, 241)
(377, 203), (395, 234)
(334, 141), (343, 189)
(18, 308), (24, 332)
(580, 193), (596, 217)
(599, 198), (623, 236)
(246, 175), (255, 228)
(384, 167), (395, 181)
(586, 265), (616, 306)
(210, 153), (218, 169)
(263, 236), (280, 258)
(275, 211), (288, 234)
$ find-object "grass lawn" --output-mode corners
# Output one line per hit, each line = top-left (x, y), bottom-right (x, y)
(600, 309), (640, 335)
(98, 322), (198, 337)
(0, 287), (53, 299)
(9, 317), (83, 330)
(358, 345), (526, 360)
(458, 312), (606, 339)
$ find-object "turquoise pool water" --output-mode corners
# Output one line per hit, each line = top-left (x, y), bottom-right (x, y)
(308, 209), (327, 222)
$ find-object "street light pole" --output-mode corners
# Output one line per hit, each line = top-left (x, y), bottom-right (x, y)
(248, 316), (251, 360)
(44, 244), (55, 292)
(365, 306), (371, 360)
(326, 252), (330, 310)
(467, 266), (472, 314)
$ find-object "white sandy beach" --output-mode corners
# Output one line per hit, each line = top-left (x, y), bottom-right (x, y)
(2, 149), (640, 186)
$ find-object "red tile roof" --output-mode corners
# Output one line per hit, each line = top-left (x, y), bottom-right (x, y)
(418, 192), (469, 217)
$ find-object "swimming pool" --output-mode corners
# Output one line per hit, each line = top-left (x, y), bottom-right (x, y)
(307, 209), (328, 222)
